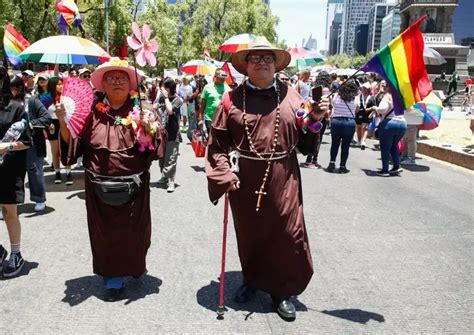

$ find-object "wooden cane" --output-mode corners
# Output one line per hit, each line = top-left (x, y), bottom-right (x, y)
(217, 193), (230, 319)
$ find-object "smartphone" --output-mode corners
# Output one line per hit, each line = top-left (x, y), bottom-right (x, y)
(312, 85), (323, 101)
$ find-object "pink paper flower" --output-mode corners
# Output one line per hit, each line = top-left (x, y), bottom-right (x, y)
(127, 22), (158, 67)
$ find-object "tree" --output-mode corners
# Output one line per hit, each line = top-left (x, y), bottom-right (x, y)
(324, 52), (375, 69)
(0, 0), (58, 64)
(139, 0), (280, 74)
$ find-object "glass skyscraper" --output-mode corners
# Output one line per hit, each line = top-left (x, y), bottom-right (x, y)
(452, 0), (474, 47)
(340, 0), (386, 54)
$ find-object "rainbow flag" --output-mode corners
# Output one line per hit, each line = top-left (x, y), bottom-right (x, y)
(361, 16), (432, 115)
(3, 23), (30, 66)
(412, 92), (443, 131)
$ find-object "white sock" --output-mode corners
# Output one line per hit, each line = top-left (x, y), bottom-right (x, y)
(11, 243), (20, 254)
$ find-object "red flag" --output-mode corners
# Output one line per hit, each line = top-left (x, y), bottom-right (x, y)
(222, 61), (235, 85)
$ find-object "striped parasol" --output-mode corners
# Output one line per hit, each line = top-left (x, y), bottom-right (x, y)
(181, 60), (216, 76)
(288, 47), (326, 69)
(218, 34), (264, 54)
(20, 35), (110, 65)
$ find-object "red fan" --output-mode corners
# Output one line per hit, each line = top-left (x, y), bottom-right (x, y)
(60, 77), (94, 138)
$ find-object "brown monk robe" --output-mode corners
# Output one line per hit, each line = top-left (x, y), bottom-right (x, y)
(61, 98), (166, 277)
(205, 82), (314, 300)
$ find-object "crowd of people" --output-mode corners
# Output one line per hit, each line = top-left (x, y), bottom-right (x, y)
(1, 36), (472, 320)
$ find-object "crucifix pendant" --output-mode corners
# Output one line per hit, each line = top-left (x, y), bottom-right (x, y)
(255, 187), (267, 212)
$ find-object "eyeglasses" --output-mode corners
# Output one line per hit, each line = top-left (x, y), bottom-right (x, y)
(247, 54), (275, 64)
(104, 75), (129, 84)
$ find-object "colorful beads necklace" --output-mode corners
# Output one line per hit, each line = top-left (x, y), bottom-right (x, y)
(241, 81), (281, 212)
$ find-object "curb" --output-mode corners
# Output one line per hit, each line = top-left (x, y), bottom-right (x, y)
(417, 140), (474, 170)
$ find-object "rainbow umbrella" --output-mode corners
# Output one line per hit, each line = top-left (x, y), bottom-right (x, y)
(181, 60), (216, 76)
(288, 47), (326, 69)
(219, 34), (264, 53)
(20, 35), (110, 65)
(412, 92), (443, 130)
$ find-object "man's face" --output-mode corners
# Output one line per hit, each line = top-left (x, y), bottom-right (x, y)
(214, 70), (227, 84)
(301, 72), (310, 81)
(79, 72), (91, 82)
(245, 51), (276, 82)
(22, 74), (34, 88)
(102, 70), (130, 98)
(277, 73), (290, 85)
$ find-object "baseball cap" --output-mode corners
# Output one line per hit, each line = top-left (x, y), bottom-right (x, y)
(22, 70), (34, 77)
(79, 68), (91, 75)
(38, 74), (49, 80)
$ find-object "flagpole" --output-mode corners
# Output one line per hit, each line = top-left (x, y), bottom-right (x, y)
(326, 68), (364, 99)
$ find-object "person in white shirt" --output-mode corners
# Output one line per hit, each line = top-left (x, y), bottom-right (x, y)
(368, 92), (407, 176)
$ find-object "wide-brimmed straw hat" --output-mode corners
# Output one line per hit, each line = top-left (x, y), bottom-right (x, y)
(91, 57), (141, 92)
(231, 36), (291, 76)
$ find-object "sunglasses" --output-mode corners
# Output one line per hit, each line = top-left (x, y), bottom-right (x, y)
(280, 77), (289, 82)
(247, 54), (276, 64)
(104, 76), (129, 84)
(81, 75), (91, 79)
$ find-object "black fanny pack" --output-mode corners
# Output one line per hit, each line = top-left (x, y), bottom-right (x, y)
(87, 171), (142, 206)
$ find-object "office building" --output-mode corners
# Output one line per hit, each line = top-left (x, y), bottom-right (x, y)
(340, 0), (386, 54)
(325, 0), (344, 52)
(367, 4), (390, 53)
(452, 0), (474, 47)
(353, 24), (369, 55)
(328, 12), (343, 55)
(380, 8), (401, 48)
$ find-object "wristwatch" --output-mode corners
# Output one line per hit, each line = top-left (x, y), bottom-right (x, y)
(8, 143), (14, 151)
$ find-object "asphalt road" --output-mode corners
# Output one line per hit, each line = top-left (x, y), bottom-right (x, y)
(1, 133), (473, 334)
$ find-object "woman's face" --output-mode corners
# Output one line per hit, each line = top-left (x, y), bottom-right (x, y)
(38, 78), (48, 88)
(11, 86), (20, 97)
(102, 70), (130, 100)
(56, 80), (63, 94)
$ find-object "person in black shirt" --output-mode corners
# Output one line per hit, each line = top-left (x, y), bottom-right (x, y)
(355, 82), (376, 150)
(0, 67), (32, 278)
(153, 77), (183, 193)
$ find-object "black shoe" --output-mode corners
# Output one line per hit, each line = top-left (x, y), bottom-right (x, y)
(3, 252), (24, 278)
(0, 245), (7, 272)
(326, 162), (336, 173)
(339, 166), (350, 174)
(65, 172), (73, 185)
(274, 298), (296, 320)
(389, 167), (403, 175)
(54, 171), (62, 184)
(105, 287), (124, 302)
(361, 144), (366, 150)
(233, 284), (256, 303)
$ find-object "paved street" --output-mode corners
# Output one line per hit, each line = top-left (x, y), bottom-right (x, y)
(1, 133), (473, 334)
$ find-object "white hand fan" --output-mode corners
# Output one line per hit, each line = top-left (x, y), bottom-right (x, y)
(60, 77), (94, 138)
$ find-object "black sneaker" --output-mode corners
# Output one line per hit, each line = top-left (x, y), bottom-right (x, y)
(326, 162), (336, 173)
(376, 170), (390, 177)
(54, 171), (62, 184)
(3, 252), (24, 278)
(389, 167), (403, 175)
(339, 166), (350, 174)
(65, 172), (73, 185)
(0, 245), (7, 272)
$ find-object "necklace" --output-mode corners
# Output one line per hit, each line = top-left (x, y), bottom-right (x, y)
(242, 82), (281, 212)
(96, 92), (140, 127)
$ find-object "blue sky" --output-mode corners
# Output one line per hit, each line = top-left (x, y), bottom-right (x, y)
(270, 0), (328, 50)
